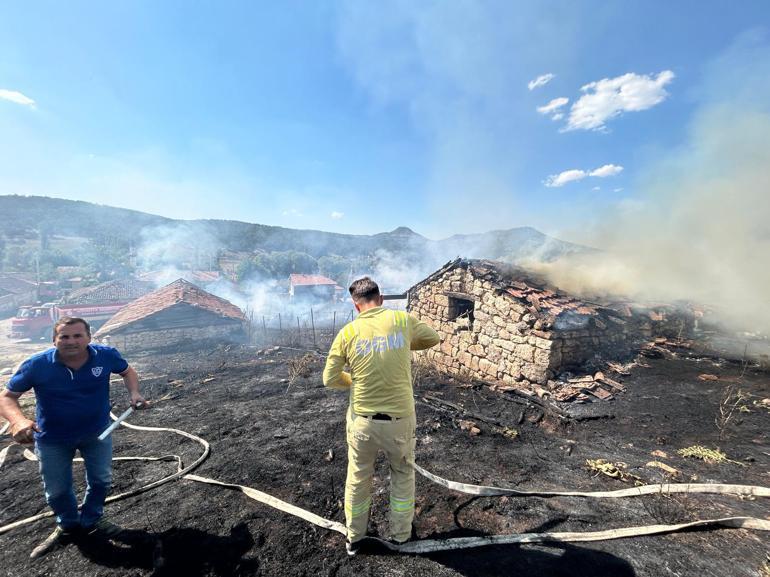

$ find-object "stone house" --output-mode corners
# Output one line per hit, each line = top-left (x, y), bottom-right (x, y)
(407, 259), (692, 387)
(94, 278), (246, 352)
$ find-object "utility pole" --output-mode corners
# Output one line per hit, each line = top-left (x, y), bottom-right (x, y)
(34, 253), (41, 302)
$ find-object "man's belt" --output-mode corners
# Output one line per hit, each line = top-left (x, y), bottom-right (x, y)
(356, 413), (398, 421)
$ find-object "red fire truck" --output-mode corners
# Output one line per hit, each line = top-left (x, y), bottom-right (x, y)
(9, 302), (130, 340)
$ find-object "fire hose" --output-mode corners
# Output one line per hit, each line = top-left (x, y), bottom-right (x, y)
(1, 414), (768, 554)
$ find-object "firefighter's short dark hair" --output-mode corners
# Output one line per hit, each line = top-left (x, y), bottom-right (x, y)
(349, 277), (380, 303)
(53, 317), (91, 339)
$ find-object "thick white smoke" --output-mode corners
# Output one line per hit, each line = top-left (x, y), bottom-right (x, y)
(536, 34), (770, 334)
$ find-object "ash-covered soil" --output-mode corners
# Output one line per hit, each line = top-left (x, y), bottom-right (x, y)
(1, 342), (768, 577)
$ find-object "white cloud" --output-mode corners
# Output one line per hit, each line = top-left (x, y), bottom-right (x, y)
(592, 186), (601, 191)
(330, 211), (344, 219)
(551, 112), (564, 121)
(536, 97), (569, 115)
(545, 163), (624, 187)
(544, 169), (587, 187)
(282, 208), (303, 217)
(0, 89), (35, 107)
(613, 187), (624, 193)
(528, 73), (555, 90)
(565, 70), (675, 131)
(589, 164), (624, 178)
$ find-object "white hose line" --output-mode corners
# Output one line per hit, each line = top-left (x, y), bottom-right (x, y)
(1, 445), (179, 466)
(414, 463), (770, 498)
(1, 414), (769, 554)
(184, 474), (347, 535)
(178, 475), (770, 553)
(0, 413), (209, 535)
(380, 517), (770, 554)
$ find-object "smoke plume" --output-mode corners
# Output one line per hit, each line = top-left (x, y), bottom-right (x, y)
(536, 33), (770, 334)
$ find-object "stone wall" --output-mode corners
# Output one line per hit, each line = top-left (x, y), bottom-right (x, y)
(408, 266), (634, 386)
(409, 266), (556, 385)
(97, 322), (243, 353)
(552, 319), (631, 370)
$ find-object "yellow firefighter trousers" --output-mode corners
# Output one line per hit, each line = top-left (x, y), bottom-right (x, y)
(344, 408), (417, 543)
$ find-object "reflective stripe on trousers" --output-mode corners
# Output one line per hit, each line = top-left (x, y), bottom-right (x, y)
(344, 408), (416, 543)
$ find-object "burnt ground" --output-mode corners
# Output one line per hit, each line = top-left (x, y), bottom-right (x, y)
(1, 342), (768, 577)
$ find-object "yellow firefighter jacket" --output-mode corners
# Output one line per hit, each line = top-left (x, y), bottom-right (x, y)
(323, 307), (440, 418)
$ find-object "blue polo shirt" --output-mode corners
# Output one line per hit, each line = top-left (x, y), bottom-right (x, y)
(7, 344), (129, 443)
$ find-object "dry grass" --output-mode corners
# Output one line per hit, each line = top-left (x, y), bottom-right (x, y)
(585, 458), (642, 484)
(453, 366), (478, 388)
(412, 354), (439, 388)
(641, 489), (698, 525)
(715, 384), (751, 440)
(496, 426), (519, 440)
(676, 445), (731, 464)
(286, 353), (317, 391)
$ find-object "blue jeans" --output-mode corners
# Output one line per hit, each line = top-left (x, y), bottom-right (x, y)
(35, 436), (113, 529)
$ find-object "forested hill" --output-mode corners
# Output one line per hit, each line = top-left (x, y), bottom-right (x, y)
(0, 195), (171, 240)
(0, 195), (589, 282)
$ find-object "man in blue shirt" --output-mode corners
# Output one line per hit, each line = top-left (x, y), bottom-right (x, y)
(0, 316), (148, 559)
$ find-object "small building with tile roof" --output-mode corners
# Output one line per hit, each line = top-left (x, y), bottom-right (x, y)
(407, 258), (693, 387)
(61, 278), (154, 305)
(94, 278), (246, 352)
(289, 274), (341, 302)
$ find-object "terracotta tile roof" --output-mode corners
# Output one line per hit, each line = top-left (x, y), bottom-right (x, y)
(137, 270), (221, 284)
(289, 274), (337, 287)
(94, 278), (245, 336)
(61, 279), (154, 305)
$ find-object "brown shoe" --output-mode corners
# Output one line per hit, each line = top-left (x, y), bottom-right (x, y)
(30, 526), (77, 560)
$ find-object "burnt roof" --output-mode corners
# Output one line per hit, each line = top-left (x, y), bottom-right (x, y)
(61, 279), (154, 305)
(94, 278), (245, 335)
(408, 258), (627, 325)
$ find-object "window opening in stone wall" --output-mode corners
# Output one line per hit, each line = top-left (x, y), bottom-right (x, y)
(448, 296), (474, 330)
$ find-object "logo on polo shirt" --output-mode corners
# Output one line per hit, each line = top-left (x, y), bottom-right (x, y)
(92, 367), (103, 377)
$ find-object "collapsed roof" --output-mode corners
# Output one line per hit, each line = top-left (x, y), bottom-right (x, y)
(408, 258), (630, 331)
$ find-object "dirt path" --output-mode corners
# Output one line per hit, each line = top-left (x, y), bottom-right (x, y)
(0, 343), (768, 576)
(0, 317), (49, 373)
(0, 317), (51, 426)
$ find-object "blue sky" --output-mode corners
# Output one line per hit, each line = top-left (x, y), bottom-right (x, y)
(1, 1), (768, 241)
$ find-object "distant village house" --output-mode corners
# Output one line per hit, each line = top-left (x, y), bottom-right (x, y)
(61, 278), (154, 306)
(94, 278), (246, 352)
(289, 274), (342, 302)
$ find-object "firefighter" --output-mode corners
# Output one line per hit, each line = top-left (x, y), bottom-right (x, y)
(0, 317), (148, 559)
(323, 277), (439, 555)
